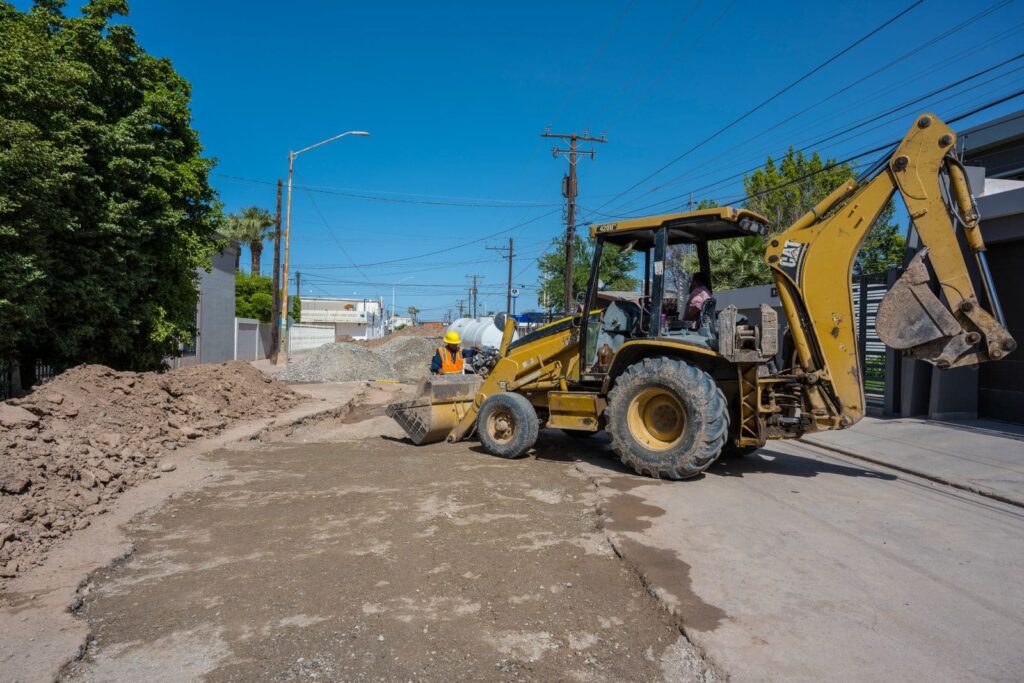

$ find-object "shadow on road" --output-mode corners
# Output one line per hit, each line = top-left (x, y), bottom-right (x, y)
(384, 428), (896, 482)
(711, 449), (897, 480)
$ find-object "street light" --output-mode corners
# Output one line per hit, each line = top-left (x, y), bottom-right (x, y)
(391, 276), (414, 332)
(277, 130), (370, 363)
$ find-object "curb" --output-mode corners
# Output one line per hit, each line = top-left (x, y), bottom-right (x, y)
(799, 436), (1024, 509)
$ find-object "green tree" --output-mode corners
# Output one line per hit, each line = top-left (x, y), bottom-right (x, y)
(674, 148), (904, 290)
(536, 234), (637, 311)
(224, 206), (274, 275)
(235, 273), (273, 322)
(407, 306), (419, 325)
(0, 0), (221, 373)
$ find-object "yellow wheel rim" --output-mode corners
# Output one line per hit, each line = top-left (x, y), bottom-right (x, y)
(626, 387), (685, 451)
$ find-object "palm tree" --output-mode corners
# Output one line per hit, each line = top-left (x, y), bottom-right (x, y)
(222, 212), (244, 272)
(407, 306), (419, 325)
(223, 206), (275, 274)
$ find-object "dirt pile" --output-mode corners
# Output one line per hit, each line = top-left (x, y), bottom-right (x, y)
(281, 336), (442, 383)
(0, 362), (298, 581)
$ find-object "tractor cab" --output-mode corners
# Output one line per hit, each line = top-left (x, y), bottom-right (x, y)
(579, 207), (769, 382)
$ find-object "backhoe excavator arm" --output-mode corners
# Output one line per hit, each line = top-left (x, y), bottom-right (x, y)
(764, 113), (1016, 429)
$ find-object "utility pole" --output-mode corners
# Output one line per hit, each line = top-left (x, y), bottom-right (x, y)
(486, 238), (515, 313)
(456, 299), (466, 318)
(295, 270), (301, 320)
(541, 128), (606, 312)
(467, 275), (483, 318)
(270, 178), (283, 363)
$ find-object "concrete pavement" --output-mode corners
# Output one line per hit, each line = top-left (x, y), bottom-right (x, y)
(577, 437), (1024, 682)
(802, 416), (1024, 506)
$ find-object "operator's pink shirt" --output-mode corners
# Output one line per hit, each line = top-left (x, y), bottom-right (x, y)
(685, 285), (711, 320)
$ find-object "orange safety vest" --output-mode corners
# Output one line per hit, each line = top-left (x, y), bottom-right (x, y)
(437, 346), (464, 374)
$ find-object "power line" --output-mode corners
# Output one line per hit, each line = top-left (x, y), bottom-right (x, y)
(593, 1), (925, 214)
(708, 87), (1024, 211)
(612, 57), (1024, 218)
(294, 209), (560, 270)
(214, 173), (559, 208)
(298, 182), (370, 282)
(609, 1), (1016, 213)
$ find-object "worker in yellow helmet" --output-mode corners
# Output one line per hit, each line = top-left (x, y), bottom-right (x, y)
(431, 330), (472, 375)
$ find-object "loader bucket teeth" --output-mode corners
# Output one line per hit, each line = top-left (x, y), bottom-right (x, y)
(385, 375), (482, 445)
(876, 248), (1012, 368)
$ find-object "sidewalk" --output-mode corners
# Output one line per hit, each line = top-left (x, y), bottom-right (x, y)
(801, 416), (1024, 507)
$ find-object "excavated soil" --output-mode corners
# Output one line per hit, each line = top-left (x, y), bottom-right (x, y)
(0, 362), (298, 582)
(280, 336), (441, 383)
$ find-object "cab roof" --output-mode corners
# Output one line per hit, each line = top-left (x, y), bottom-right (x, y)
(589, 207), (769, 247)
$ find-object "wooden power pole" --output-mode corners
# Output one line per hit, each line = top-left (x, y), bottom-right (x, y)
(486, 237), (515, 313)
(270, 179), (283, 363)
(541, 129), (606, 312)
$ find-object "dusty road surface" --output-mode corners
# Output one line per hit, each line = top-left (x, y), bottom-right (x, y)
(61, 408), (713, 682)
(579, 437), (1024, 682)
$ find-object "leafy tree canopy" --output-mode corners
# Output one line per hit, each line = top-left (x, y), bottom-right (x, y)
(536, 234), (637, 311)
(674, 148), (904, 290)
(0, 0), (221, 371)
(235, 272), (297, 323)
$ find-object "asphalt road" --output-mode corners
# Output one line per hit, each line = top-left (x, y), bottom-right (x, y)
(580, 437), (1024, 682)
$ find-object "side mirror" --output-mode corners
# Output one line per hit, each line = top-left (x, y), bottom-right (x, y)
(493, 312), (508, 332)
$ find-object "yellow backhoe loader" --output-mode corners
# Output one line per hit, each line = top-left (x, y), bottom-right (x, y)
(387, 113), (1016, 479)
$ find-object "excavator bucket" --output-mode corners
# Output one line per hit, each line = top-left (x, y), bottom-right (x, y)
(385, 375), (483, 445)
(876, 248), (1015, 368)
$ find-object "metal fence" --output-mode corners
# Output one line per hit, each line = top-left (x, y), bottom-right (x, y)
(1, 360), (57, 400)
(852, 272), (895, 408)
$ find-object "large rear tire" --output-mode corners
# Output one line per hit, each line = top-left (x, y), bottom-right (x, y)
(606, 357), (728, 479)
(477, 392), (540, 459)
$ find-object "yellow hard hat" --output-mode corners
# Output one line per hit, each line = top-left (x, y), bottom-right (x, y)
(443, 330), (461, 345)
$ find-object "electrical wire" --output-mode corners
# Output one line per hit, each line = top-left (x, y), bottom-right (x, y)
(608, 1), (1017, 212)
(592, 1), (926, 214)
(610, 58), (1024, 217)
(215, 173), (558, 208)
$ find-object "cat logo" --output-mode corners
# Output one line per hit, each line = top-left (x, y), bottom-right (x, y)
(779, 240), (806, 269)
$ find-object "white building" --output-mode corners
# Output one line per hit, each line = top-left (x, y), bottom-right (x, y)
(298, 296), (385, 341)
(388, 315), (413, 332)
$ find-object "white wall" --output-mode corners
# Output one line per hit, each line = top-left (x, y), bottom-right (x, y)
(287, 323), (335, 353)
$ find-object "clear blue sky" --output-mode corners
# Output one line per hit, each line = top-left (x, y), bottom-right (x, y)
(23, 0), (1024, 318)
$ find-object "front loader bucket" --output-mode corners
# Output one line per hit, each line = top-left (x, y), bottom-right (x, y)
(385, 375), (483, 445)
(876, 249), (1016, 368)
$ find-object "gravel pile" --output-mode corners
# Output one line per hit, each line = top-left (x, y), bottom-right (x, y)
(280, 343), (399, 382)
(376, 337), (441, 382)
(0, 362), (298, 581)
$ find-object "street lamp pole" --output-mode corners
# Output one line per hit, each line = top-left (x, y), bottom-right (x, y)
(277, 130), (369, 364)
(390, 276), (414, 332)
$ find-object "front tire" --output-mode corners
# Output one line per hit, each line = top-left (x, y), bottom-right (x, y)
(606, 357), (728, 479)
(477, 392), (539, 459)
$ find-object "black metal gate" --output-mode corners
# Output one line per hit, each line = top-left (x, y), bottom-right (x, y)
(852, 273), (893, 409)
